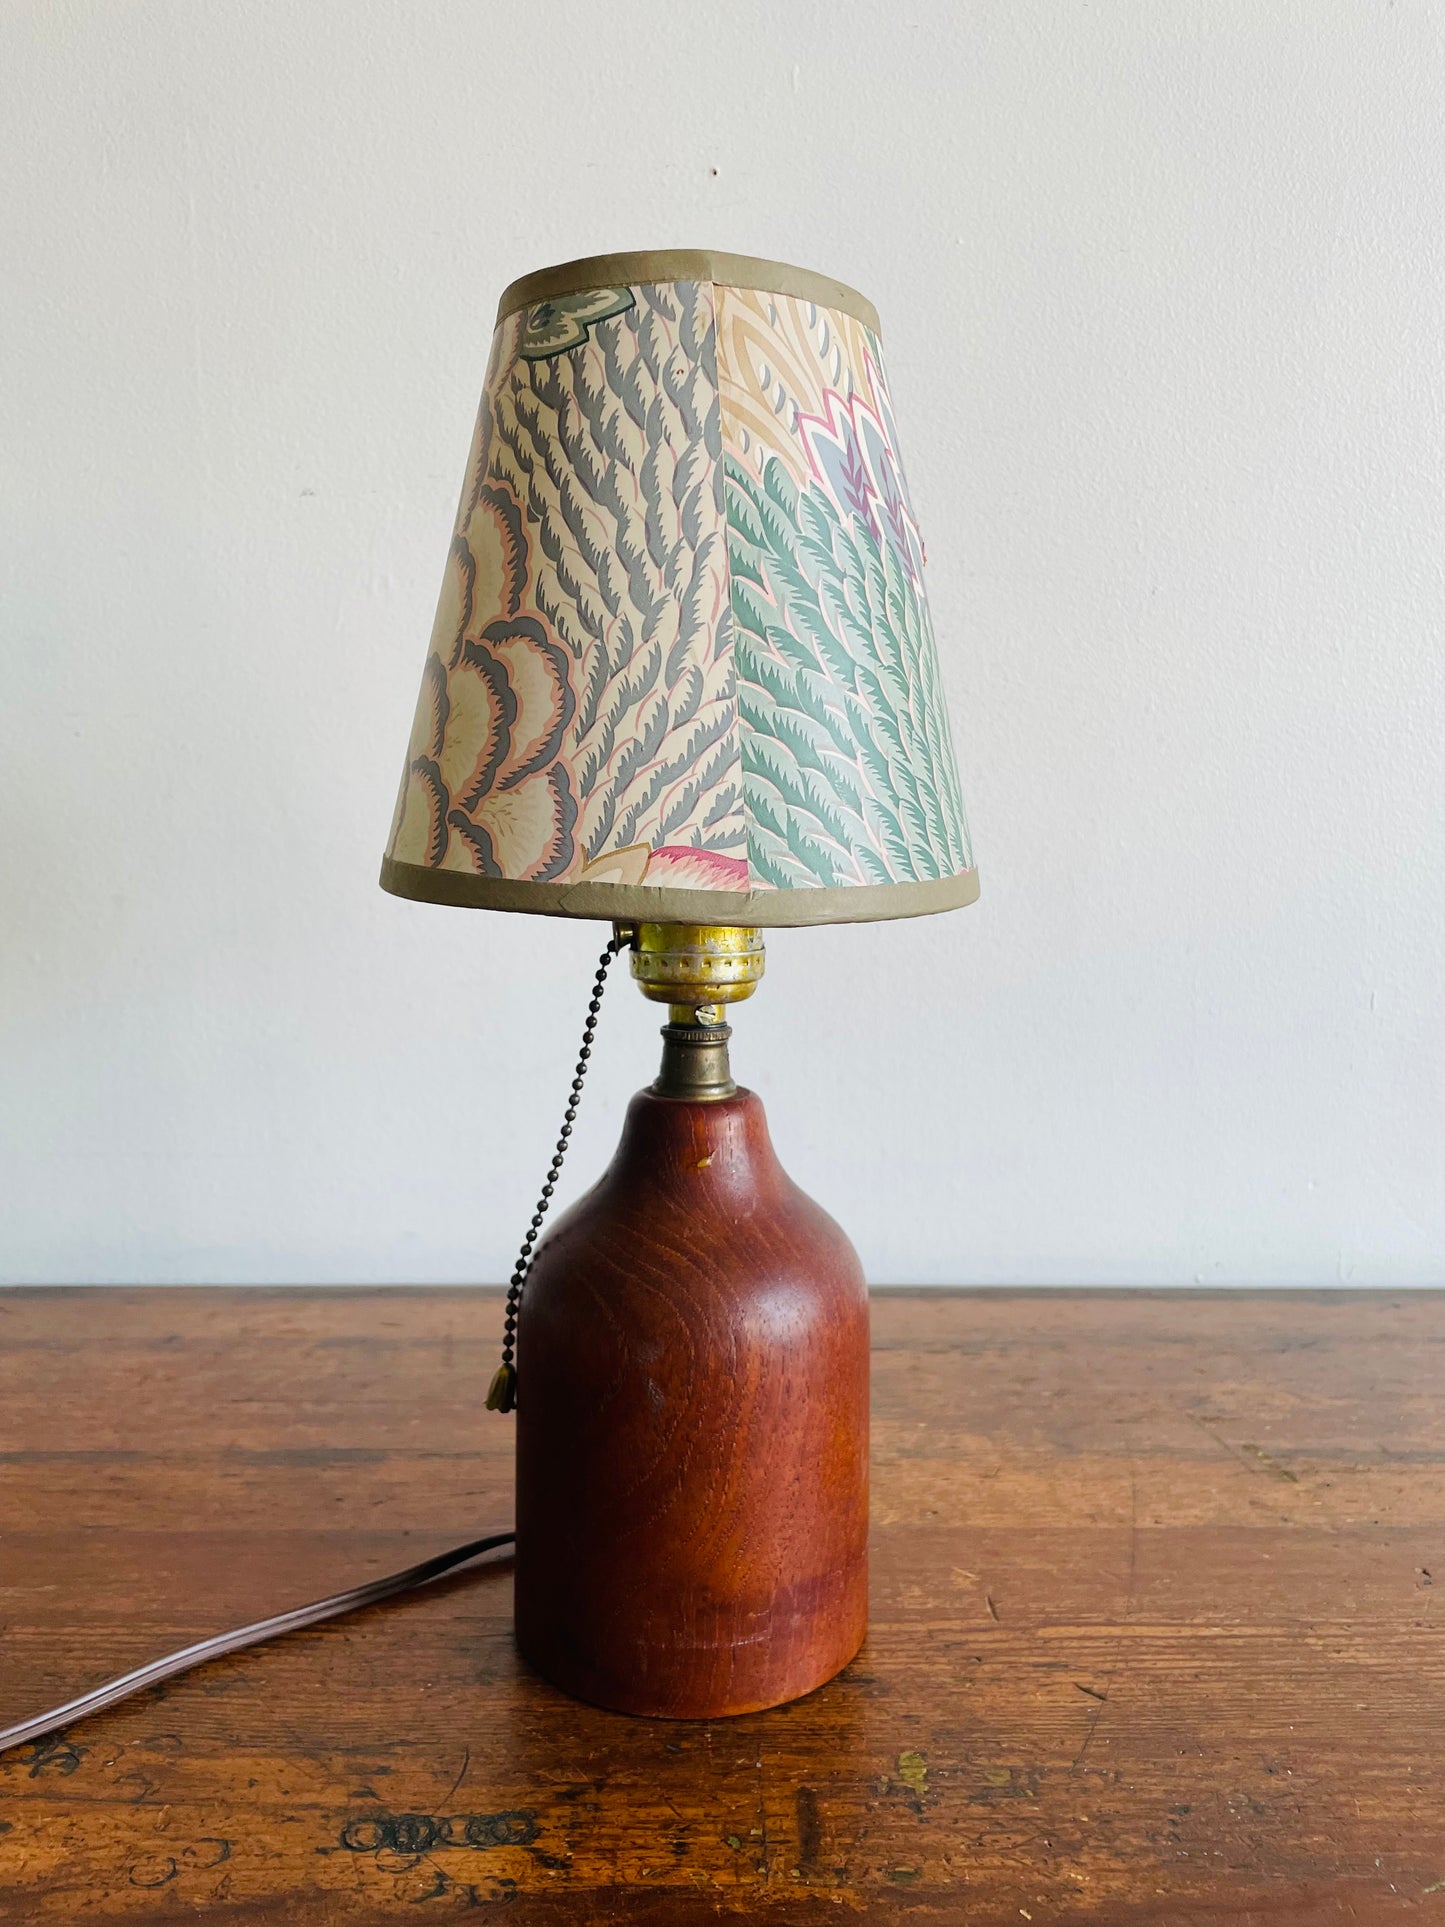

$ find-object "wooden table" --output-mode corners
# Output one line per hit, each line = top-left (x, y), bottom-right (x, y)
(2, 1288), (1441, 1924)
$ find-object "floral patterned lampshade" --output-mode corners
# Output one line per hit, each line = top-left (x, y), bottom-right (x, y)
(381, 250), (977, 926)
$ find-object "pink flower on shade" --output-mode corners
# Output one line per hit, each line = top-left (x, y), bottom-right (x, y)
(642, 846), (751, 890)
(570, 843), (751, 891)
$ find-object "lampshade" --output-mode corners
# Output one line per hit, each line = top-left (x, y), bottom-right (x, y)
(381, 249), (977, 927)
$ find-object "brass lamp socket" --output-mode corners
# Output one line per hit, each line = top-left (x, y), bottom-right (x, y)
(624, 923), (765, 1010)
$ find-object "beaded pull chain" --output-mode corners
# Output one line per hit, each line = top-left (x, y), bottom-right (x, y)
(486, 933), (628, 1415)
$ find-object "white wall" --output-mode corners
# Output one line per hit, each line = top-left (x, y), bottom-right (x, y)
(3, 1), (1441, 1287)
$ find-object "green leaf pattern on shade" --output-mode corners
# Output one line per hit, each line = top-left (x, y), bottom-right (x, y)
(725, 454), (972, 890)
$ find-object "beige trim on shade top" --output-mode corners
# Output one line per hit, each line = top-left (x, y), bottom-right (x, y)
(497, 251), (882, 336)
(379, 859), (979, 929)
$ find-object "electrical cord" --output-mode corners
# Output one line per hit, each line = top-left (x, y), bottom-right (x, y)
(0, 936), (629, 1761)
(0, 1533), (515, 1758)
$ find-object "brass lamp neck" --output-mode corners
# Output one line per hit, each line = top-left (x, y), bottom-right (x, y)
(618, 922), (765, 1103)
(653, 1013), (736, 1100)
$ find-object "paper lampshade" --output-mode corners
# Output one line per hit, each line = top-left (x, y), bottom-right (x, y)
(380, 249), (977, 927)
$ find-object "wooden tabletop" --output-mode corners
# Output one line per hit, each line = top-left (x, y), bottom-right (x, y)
(2, 1288), (1441, 1924)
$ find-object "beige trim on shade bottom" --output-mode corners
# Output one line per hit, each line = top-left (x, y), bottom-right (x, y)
(496, 250), (881, 336)
(379, 859), (979, 928)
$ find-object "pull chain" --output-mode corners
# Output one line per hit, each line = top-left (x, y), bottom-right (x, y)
(486, 931), (628, 1414)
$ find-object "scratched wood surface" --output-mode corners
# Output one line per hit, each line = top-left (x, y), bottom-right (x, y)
(1, 1289), (1442, 1925)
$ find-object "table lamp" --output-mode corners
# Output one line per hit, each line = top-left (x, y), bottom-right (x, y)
(381, 249), (977, 1718)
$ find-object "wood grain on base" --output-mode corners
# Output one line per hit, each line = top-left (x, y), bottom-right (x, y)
(515, 1085), (869, 1717)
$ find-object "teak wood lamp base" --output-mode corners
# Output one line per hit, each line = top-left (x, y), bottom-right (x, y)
(513, 923), (870, 1718)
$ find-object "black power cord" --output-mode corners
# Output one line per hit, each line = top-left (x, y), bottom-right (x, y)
(0, 937), (629, 1760)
